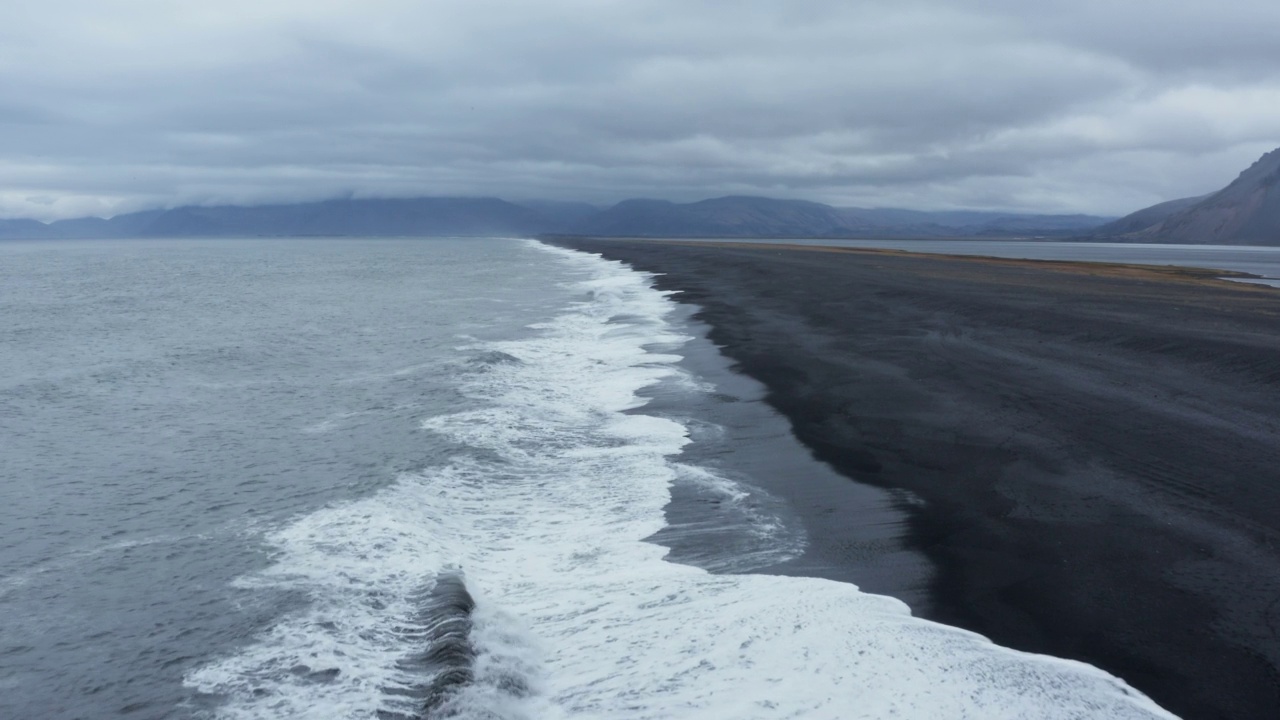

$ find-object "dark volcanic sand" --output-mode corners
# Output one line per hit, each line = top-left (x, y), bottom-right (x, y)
(550, 238), (1280, 720)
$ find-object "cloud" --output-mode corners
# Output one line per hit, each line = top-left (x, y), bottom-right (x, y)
(2, 0), (1278, 220)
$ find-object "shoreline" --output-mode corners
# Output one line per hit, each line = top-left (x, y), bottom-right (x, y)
(548, 238), (1280, 720)
(641, 301), (936, 609)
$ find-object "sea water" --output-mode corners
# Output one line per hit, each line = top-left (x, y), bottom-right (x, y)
(0, 238), (1175, 718)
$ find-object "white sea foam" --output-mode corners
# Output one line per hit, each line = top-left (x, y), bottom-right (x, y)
(187, 241), (1177, 719)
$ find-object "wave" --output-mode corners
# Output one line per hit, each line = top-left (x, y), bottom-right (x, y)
(186, 241), (1175, 719)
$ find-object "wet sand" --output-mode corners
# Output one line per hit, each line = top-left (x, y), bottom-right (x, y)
(548, 238), (1280, 720)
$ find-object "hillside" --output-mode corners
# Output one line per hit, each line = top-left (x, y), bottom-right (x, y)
(1098, 148), (1280, 245)
(1092, 196), (1207, 237)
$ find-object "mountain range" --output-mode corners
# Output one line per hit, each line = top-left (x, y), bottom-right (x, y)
(0, 196), (1113, 242)
(2, 147), (1278, 244)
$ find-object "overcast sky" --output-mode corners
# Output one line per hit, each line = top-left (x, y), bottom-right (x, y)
(3, 0), (1279, 221)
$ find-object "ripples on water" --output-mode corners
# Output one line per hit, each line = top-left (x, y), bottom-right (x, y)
(0, 238), (565, 717)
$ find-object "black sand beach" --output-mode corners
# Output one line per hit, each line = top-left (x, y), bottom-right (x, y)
(550, 238), (1280, 720)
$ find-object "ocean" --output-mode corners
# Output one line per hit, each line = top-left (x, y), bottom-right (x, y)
(1, 238), (1175, 719)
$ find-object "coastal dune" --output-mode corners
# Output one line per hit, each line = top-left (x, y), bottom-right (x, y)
(548, 238), (1280, 720)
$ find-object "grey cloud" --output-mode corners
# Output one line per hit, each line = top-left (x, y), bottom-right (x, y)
(987, 1), (1280, 81)
(2, 0), (1278, 220)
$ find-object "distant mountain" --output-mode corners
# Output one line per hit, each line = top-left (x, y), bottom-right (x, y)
(576, 196), (875, 237)
(843, 207), (1000, 227)
(0, 197), (553, 239)
(968, 214), (1117, 236)
(0, 218), (53, 239)
(0, 194), (1115, 241)
(1096, 148), (1280, 245)
(841, 208), (1110, 236)
(574, 196), (1111, 238)
(46, 210), (168, 238)
(140, 197), (552, 237)
(512, 200), (601, 232)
